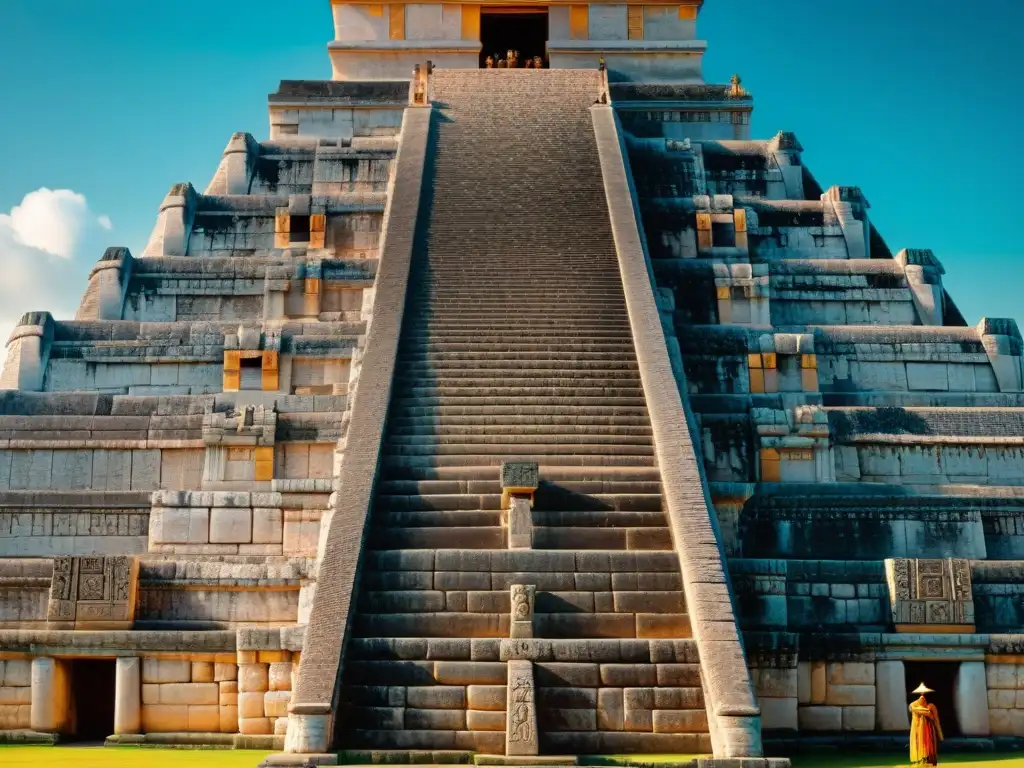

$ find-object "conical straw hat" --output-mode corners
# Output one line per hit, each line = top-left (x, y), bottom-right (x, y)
(912, 683), (934, 695)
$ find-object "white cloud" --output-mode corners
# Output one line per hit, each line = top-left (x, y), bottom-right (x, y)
(0, 188), (111, 349)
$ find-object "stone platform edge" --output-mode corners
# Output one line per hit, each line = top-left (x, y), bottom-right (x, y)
(286, 103), (434, 751)
(590, 103), (764, 760)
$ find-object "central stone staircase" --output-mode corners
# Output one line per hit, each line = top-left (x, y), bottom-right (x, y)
(338, 70), (710, 756)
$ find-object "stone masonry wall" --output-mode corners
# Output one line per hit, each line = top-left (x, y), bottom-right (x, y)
(796, 661), (875, 732)
(986, 662), (1024, 736)
(140, 652), (295, 736)
(0, 659), (31, 730)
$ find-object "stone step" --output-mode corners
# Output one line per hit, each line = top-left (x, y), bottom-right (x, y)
(388, 396), (649, 408)
(401, 342), (638, 354)
(392, 375), (643, 390)
(385, 423), (653, 438)
(350, 611), (691, 639)
(368, 525), (672, 552)
(386, 423), (651, 438)
(369, 508), (669, 529)
(385, 405), (647, 417)
(383, 430), (652, 446)
(375, 478), (662, 495)
(400, 329), (633, 341)
(364, 547), (682, 572)
(391, 384), (646, 399)
(380, 454), (658, 469)
(397, 351), (638, 364)
(403, 312), (631, 323)
(372, 492), (663, 512)
(356, 589), (686, 614)
(381, 442), (656, 457)
(397, 359), (640, 373)
(377, 465), (662, 482)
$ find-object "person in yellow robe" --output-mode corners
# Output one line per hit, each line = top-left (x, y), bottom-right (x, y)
(909, 683), (944, 766)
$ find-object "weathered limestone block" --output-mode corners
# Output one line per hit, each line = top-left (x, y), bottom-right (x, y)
(895, 248), (945, 325)
(269, 662), (293, 691)
(797, 705), (841, 731)
(0, 687), (31, 704)
(875, 660), (909, 731)
(220, 681), (238, 712)
(240, 716), (272, 734)
(143, 182), (198, 257)
(149, 505), (210, 547)
(31, 657), (70, 733)
(467, 709), (506, 731)
(467, 684), (506, 711)
(598, 687), (625, 731)
(283, 711), (331, 754)
(142, 704), (189, 732)
(239, 663), (269, 693)
(264, 690), (292, 718)
(507, 495), (532, 550)
(505, 660), (538, 756)
(759, 697), (797, 730)
(47, 555), (139, 630)
(842, 705), (875, 731)
(405, 685), (464, 709)
(142, 658), (191, 684)
(2, 660), (31, 688)
(510, 584), (536, 639)
(955, 661), (991, 736)
(825, 684), (874, 707)
(159, 682), (219, 706)
(978, 318), (1024, 392)
(214, 663), (237, 682)
(0, 313), (53, 392)
(186, 705), (220, 731)
(115, 657), (142, 735)
(210, 507), (253, 544)
(220, 704), (239, 733)
(239, 691), (266, 719)
(192, 661), (214, 683)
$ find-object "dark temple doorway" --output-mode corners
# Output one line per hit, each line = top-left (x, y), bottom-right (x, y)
(904, 660), (960, 737)
(480, 9), (549, 67)
(69, 659), (116, 741)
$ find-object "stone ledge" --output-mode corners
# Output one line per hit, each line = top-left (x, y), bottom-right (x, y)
(591, 104), (761, 758)
(0, 629), (236, 653)
(0, 730), (60, 745)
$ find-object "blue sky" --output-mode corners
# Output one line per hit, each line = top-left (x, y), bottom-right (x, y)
(0, 0), (1021, 336)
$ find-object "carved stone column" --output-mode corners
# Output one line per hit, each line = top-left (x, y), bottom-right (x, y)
(114, 657), (142, 735)
(501, 462), (539, 550)
(31, 657), (71, 733)
(505, 660), (538, 756)
(954, 662), (991, 736)
(510, 585), (536, 640)
(874, 660), (909, 732)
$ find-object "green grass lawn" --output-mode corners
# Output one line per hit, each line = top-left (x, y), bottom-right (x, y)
(789, 755), (1024, 768)
(585, 754), (1024, 768)
(3, 746), (1024, 768)
(0, 746), (272, 768)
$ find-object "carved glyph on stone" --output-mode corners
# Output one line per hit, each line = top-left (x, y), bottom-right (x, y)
(505, 659), (539, 756)
(884, 557), (974, 631)
(510, 584), (536, 639)
(47, 556), (139, 629)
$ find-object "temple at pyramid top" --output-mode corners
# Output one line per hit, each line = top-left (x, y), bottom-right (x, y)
(327, 0), (707, 81)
